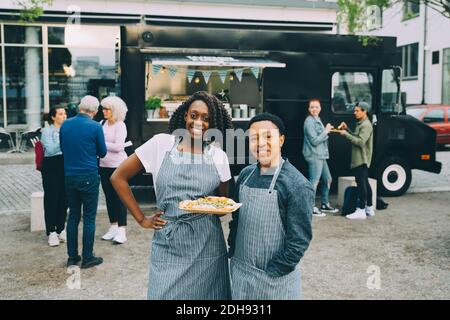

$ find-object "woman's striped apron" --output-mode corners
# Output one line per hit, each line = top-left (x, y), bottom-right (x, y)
(230, 159), (302, 300)
(148, 140), (231, 300)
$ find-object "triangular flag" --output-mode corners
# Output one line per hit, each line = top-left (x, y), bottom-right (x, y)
(202, 70), (212, 83)
(234, 69), (244, 82)
(250, 67), (260, 79)
(152, 65), (162, 75)
(168, 67), (177, 78)
(187, 69), (195, 83)
(217, 70), (227, 83)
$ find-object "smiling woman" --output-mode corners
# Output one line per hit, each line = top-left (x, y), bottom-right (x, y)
(110, 91), (235, 300)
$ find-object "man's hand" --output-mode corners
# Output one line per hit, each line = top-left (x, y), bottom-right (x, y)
(139, 211), (167, 229)
(338, 122), (348, 130)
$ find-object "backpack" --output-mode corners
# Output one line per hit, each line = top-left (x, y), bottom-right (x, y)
(342, 186), (358, 216)
(33, 139), (44, 171)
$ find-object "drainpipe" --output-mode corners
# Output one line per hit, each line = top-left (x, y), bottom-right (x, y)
(421, 4), (428, 104)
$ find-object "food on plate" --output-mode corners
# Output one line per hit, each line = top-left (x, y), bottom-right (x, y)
(179, 196), (241, 214)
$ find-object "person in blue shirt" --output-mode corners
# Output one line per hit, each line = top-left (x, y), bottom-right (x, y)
(303, 99), (339, 217)
(41, 106), (68, 247)
(228, 113), (314, 300)
(60, 95), (107, 269)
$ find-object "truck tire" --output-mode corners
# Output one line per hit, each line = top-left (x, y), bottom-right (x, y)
(376, 156), (412, 197)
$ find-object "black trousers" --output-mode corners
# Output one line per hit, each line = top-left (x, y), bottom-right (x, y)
(41, 155), (68, 236)
(353, 164), (373, 209)
(99, 167), (127, 226)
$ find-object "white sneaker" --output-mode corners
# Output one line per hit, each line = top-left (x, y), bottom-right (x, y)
(48, 232), (60, 247)
(345, 208), (367, 220)
(113, 227), (127, 244)
(102, 224), (119, 241)
(58, 230), (66, 242)
(366, 206), (375, 217)
(312, 206), (326, 217)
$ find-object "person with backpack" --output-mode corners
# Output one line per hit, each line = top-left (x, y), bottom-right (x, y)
(303, 98), (339, 217)
(99, 96), (129, 244)
(40, 106), (68, 246)
(337, 101), (375, 220)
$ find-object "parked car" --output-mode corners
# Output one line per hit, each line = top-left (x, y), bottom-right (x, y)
(406, 105), (450, 146)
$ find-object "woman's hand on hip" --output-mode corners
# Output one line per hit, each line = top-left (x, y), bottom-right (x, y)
(139, 211), (167, 229)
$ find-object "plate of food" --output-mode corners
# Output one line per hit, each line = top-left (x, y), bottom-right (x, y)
(179, 196), (242, 214)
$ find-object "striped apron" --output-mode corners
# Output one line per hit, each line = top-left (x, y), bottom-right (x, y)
(148, 141), (231, 300)
(230, 159), (302, 300)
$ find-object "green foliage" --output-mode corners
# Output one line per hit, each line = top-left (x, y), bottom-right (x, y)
(145, 96), (162, 110)
(16, 0), (53, 23)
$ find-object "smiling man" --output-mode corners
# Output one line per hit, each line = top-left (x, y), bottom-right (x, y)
(228, 113), (314, 300)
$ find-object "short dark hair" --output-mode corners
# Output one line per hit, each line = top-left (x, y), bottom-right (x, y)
(248, 112), (286, 136)
(355, 101), (369, 111)
(44, 106), (65, 124)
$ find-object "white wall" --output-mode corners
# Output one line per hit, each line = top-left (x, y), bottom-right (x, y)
(368, 2), (450, 105)
(2, 0), (337, 28)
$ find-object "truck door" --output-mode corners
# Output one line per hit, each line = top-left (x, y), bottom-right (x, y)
(328, 70), (375, 178)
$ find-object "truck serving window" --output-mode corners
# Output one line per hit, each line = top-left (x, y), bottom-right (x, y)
(331, 72), (373, 114)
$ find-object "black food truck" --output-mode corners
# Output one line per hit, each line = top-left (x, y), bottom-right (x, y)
(120, 19), (442, 196)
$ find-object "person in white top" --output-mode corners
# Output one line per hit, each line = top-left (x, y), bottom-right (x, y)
(111, 91), (233, 299)
(99, 96), (129, 244)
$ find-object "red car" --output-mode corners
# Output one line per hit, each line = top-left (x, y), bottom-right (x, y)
(407, 105), (450, 146)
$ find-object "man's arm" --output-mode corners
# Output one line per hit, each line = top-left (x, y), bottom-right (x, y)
(97, 125), (107, 158)
(266, 180), (314, 277)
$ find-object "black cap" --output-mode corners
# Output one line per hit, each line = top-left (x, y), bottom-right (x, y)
(356, 101), (370, 111)
(248, 112), (286, 136)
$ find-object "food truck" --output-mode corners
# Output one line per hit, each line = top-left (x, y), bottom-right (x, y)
(120, 20), (441, 196)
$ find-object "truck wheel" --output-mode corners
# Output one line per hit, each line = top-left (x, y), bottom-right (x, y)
(376, 156), (411, 197)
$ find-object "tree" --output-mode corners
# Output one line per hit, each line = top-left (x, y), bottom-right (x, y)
(338, 0), (450, 43)
(15, 0), (53, 22)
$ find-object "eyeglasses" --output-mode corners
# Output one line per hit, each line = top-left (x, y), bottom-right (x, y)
(102, 107), (111, 111)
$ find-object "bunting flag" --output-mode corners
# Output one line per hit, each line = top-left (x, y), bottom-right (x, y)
(217, 70), (228, 83)
(202, 70), (212, 84)
(186, 69), (195, 83)
(152, 65), (162, 75)
(168, 67), (177, 78)
(234, 69), (244, 82)
(250, 67), (260, 79)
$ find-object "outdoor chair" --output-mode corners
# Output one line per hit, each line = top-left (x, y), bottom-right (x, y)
(0, 127), (15, 151)
(19, 127), (41, 152)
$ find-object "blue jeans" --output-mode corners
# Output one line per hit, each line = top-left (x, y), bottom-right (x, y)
(65, 173), (100, 260)
(306, 158), (332, 205)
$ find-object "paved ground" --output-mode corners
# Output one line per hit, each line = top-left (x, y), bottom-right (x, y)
(0, 192), (448, 300)
(0, 149), (449, 299)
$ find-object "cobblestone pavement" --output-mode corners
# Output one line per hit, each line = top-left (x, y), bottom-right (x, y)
(0, 164), (154, 215)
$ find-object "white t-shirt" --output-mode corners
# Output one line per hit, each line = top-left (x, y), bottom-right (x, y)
(135, 134), (231, 191)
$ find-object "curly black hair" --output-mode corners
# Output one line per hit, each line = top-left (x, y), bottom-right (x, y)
(168, 91), (233, 135)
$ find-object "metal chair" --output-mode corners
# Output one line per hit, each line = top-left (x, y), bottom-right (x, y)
(0, 127), (15, 151)
(19, 127), (41, 152)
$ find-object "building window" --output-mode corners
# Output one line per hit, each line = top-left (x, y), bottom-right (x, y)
(443, 48), (450, 104)
(402, 0), (420, 20)
(0, 45), (3, 128)
(4, 26), (44, 127)
(432, 51), (439, 65)
(47, 25), (120, 119)
(331, 72), (373, 114)
(396, 43), (419, 79)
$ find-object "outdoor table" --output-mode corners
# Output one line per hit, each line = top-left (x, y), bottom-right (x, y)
(5, 124), (29, 153)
